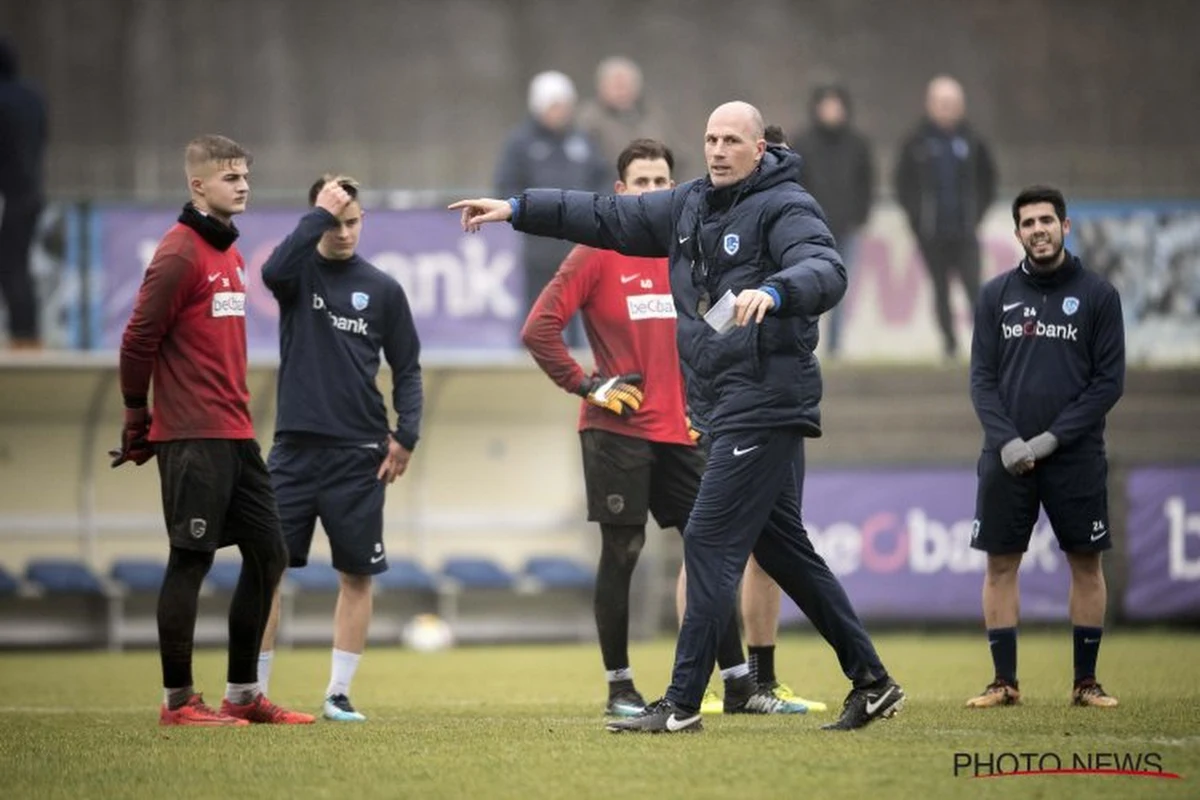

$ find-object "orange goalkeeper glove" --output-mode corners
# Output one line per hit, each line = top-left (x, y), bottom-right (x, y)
(577, 374), (644, 417)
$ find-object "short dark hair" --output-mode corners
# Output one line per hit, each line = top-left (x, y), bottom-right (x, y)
(1012, 185), (1067, 224)
(616, 138), (674, 182)
(185, 134), (252, 171)
(307, 174), (361, 206)
(763, 125), (788, 146)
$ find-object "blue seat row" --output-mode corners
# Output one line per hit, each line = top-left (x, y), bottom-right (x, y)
(6, 555), (596, 595)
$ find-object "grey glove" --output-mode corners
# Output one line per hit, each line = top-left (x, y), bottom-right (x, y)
(1027, 431), (1059, 460)
(1000, 438), (1036, 475)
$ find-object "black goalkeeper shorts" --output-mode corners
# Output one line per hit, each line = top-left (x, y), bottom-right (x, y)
(580, 429), (705, 530)
(156, 439), (283, 554)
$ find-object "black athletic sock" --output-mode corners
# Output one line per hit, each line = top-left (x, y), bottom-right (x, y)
(1073, 626), (1103, 684)
(987, 627), (1018, 686)
(594, 524), (645, 672)
(226, 532), (286, 685)
(724, 672), (756, 699)
(157, 546), (215, 697)
(748, 644), (776, 686)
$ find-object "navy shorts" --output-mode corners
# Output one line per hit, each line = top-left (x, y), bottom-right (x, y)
(579, 429), (704, 529)
(267, 441), (388, 575)
(156, 439), (282, 554)
(972, 448), (1113, 555)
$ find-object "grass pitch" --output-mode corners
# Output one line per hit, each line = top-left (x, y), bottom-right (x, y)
(1, 630), (1197, 799)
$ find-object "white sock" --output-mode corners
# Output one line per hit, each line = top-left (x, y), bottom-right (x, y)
(225, 681), (258, 705)
(606, 667), (633, 683)
(326, 649), (362, 699)
(721, 663), (751, 681)
(257, 651), (274, 696)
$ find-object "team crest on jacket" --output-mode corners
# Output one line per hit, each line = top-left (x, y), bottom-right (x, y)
(723, 233), (740, 256)
(1062, 296), (1080, 316)
(351, 292), (370, 311)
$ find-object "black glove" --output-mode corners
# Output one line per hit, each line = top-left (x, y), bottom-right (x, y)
(109, 406), (155, 467)
(577, 374), (644, 418)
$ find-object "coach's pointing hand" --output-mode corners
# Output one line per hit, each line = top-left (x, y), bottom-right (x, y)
(448, 198), (513, 233)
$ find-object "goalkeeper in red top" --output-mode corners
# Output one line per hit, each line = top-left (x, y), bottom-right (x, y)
(114, 134), (312, 726)
(522, 138), (813, 717)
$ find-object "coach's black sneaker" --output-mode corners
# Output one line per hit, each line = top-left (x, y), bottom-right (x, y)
(604, 686), (647, 718)
(821, 678), (905, 730)
(605, 698), (702, 734)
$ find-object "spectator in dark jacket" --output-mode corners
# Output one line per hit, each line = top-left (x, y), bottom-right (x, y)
(576, 56), (670, 166)
(792, 85), (874, 358)
(0, 38), (47, 349)
(494, 71), (609, 332)
(895, 75), (997, 360)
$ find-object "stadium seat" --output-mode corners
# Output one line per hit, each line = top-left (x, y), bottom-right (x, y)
(441, 557), (514, 589)
(109, 559), (166, 593)
(24, 559), (105, 595)
(374, 558), (437, 592)
(287, 561), (341, 592)
(523, 556), (594, 589)
(205, 560), (243, 592)
(0, 564), (18, 595)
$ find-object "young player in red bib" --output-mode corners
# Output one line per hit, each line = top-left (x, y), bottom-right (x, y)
(115, 134), (313, 725)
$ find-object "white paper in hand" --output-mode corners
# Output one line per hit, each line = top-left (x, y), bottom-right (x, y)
(703, 290), (737, 334)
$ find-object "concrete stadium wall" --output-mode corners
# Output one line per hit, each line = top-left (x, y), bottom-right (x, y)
(0, 358), (589, 572)
(2, 358), (1196, 571)
(5, 0), (1199, 200)
(0, 358), (1196, 643)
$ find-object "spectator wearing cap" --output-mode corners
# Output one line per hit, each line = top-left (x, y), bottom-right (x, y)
(495, 71), (610, 325)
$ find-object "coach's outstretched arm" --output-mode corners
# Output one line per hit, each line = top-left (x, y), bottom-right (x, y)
(261, 181), (354, 299)
(760, 200), (847, 318)
(451, 187), (680, 258)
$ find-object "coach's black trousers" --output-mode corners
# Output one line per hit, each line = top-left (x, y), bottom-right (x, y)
(664, 430), (887, 712)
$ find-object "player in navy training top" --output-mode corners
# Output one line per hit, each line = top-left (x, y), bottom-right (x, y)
(967, 185), (1124, 710)
(257, 176), (423, 723)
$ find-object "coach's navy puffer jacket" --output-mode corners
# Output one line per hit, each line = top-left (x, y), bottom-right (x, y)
(514, 146), (846, 436)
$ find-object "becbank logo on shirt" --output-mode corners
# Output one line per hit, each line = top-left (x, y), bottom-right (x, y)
(1001, 319), (1078, 341)
(312, 293), (369, 335)
(626, 293), (676, 321)
(211, 292), (246, 317)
